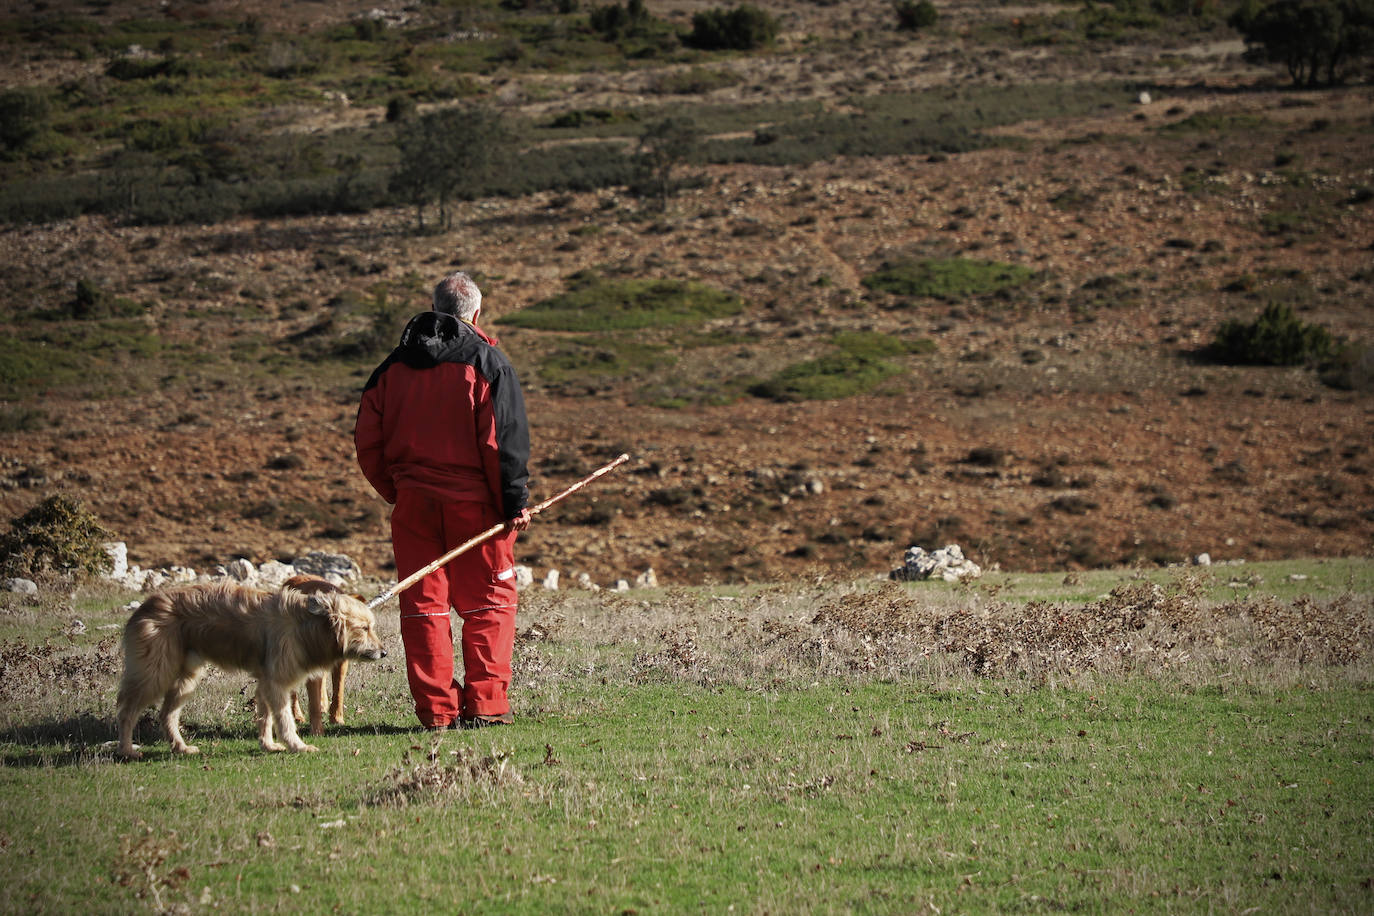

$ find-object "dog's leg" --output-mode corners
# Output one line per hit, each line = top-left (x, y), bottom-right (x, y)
(257, 683), (317, 753)
(328, 660), (349, 726)
(160, 671), (204, 755)
(306, 675), (325, 736)
(116, 681), (157, 759)
(290, 689), (307, 725)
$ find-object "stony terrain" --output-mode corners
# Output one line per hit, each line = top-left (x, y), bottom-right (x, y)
(1, 1), (1370, 587)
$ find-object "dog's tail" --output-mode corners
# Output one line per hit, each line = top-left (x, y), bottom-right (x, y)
(116, 594), (185, 711)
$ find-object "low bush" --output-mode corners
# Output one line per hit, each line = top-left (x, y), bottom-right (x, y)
(1210, 302), (1336, 366)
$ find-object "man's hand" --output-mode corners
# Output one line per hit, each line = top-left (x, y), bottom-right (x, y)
(509, 508), (532, 531)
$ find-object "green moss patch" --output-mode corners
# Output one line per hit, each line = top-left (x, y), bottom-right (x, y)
(496, 273), (744, 332)
(861, 257), (1035, 300)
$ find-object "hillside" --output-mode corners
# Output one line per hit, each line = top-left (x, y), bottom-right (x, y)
(0, 1), (1370, 586)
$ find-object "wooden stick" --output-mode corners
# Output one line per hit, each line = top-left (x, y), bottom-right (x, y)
(366, 453), (630, 610)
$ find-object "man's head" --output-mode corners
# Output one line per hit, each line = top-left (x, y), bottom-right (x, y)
(433, 271), (482, 323)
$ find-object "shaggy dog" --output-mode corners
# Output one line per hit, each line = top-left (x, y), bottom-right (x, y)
(280, 574), (354, 736)
(115, 581), (385, 758)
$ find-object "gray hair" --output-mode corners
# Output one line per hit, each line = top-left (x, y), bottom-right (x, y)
(432, 271), (482, 320)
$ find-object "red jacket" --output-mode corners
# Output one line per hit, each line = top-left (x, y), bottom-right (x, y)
(355, 312), (529, 518)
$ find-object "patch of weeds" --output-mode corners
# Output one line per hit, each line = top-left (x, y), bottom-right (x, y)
(364, 740), (523, 807)
(1158, 111), (1271, 135)
(0, 495), (114, 578)
(833, 330), (936, 359)
(1048, 186), (1096, 211)
(650, 67), (741, 95)
(861, 257), (1034, 300)
(536, 338), (671, 388)
(0, 406), (50, 432)
(112, 823), (191, 914)
(497, 272), (744, 332)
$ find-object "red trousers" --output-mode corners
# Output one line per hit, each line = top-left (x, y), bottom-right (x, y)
(391, 489), (519, 727)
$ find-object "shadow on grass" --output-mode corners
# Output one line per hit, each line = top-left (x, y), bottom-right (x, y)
(0, 714), (423, 767)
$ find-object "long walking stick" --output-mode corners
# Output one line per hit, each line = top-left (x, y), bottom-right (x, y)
(366, 453), (630, 610)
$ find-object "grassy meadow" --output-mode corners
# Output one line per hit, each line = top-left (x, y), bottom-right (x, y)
(0, 559), (1369, 913)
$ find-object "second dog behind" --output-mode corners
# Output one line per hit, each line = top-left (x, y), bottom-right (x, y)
(280, 574), (355, 736)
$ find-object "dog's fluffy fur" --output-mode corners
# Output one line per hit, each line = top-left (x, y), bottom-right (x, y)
(280, 574), (352, 736)
(115, 581), (385, 758)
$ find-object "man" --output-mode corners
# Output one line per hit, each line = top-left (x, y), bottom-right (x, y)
(355, 271), (531, 730)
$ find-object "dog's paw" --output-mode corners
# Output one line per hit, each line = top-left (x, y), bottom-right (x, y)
(288, 743), (320, 753)
(173, 744), (200, 755)
(261, 742), (286, 753)
(115, 745), (143, 760)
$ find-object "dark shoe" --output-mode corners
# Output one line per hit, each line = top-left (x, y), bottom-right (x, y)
(422, 722), (456, 732)
(460, 712), (514, 729)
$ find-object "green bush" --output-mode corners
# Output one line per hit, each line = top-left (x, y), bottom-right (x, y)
(0, 495), (114, 579)
(1211, 303), (1336, 366)
(684, 3), (779, 50)
(862, 258), (1035, 299)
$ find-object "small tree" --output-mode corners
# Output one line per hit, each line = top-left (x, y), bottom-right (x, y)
(1231, 0), (1374, 86)
(390, 108), (513, 231)
(630, 117), (701, 210)
(589, 0), (652, 40)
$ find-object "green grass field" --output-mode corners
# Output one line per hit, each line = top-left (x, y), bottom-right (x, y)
(0, 559), (1370, 913)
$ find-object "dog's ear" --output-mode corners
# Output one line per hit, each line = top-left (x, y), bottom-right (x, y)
(306, 595), (333, 616)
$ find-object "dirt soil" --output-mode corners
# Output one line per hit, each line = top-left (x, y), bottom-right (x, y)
(0, 2), (1370, 586)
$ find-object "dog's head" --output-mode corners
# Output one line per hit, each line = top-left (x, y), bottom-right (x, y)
(306, 593), (386, 662)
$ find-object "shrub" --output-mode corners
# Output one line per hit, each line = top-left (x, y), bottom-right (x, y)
(684, 4), (779, 50)
(893, 0), (939, 31)
(1211, 302), (1336, 366)
(0, 495), (115, 578)
(0, 87), (51, 155)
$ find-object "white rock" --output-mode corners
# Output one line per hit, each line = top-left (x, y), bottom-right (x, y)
(225, 558), (257, 582)
(542, 569), (560, 590)
(103, 542), (128, 579)
(293, 551), (361, 585)
(513, 565), (534, 590)
(890, 544), (981, 582)
(257, 560), (297, 589)
(634, 568), (658, 589)
(3, 577), (37, 595)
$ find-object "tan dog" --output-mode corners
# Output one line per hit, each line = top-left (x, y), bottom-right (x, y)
(280, 574), (353, 736)
(115, 581), (385, 758)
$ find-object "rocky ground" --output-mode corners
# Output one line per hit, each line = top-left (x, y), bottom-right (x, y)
(1, 1), (1370, 587)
